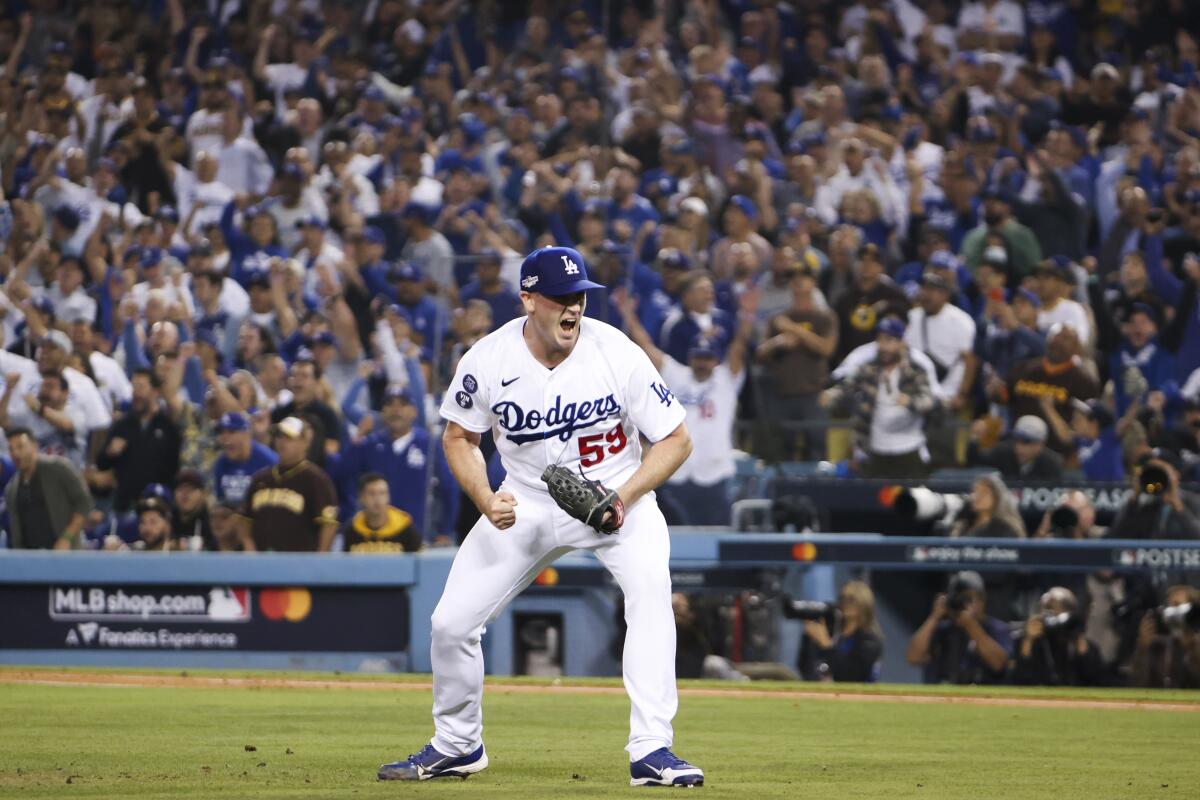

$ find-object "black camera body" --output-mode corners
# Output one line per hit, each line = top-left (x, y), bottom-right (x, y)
(1048, 505), (1079, 537)
(783, 599), (841, 631)
(1140, 464), (1171, 495)
(946, 589), (971, 613)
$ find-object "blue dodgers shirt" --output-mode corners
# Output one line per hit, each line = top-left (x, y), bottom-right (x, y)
(329, 426), (459, 540)
(212, 441), (279, 507)
(1075, 429), (1125, 482)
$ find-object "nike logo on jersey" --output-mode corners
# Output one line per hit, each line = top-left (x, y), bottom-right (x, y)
(501, 377), (520, 387)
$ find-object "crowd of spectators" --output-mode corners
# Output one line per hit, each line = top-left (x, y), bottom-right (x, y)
(2, 0), (1200, 560)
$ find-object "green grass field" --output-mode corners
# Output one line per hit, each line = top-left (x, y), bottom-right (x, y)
(1, 668), (1197, 799)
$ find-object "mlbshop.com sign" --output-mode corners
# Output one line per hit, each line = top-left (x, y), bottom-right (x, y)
(0, 584), (409, 654)
(50, 586), (251, 623)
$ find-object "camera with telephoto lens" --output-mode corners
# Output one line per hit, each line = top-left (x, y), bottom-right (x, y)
(783, 599), (841, 630)
(1048, 505), (1080, 537)
(892, 487), (967, 531)
(1157, 602), (1200, 632)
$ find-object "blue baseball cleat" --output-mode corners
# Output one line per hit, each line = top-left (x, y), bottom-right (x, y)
(377, 743), (488, 781)
(630, 748), (704, 787)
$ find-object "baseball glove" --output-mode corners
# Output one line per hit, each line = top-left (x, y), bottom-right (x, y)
(541, 464), (625, 534)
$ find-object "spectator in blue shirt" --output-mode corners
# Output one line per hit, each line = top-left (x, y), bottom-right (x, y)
(219, 200), (287, 287)
(210, 411), (278, 549)
(605, 163), (660, 243)
(390, 262), (445, 362)
(1042, 398), (1125, 482)
(975, 288), (1046, 380)
(658, 271), (734, 363)
(459, 248), (521, 331)
(332, 387), (457, 542)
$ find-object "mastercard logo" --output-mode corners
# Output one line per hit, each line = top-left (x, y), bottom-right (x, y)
(534, 567), (559, 586)
(258, 588), (312, 622)
(791, 543), (817, 562)
(878, 485), (903, 507)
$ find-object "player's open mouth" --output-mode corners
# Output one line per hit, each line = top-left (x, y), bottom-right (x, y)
(560, 319), (578, 333)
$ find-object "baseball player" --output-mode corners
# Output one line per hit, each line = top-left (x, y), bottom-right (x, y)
(379, 247), (704, 787)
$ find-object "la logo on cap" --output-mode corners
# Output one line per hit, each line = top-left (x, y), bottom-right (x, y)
(561, 255), (580, 275)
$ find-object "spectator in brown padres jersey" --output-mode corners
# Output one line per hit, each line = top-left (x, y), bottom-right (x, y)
(996, 324), (1100, 453)
(341, 472), (422, 553)
(237, 416), (338, 552)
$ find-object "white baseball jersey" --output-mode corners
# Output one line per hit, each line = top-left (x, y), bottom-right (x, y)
(658, 358), (744, 486)
(440, 317), (686, 493)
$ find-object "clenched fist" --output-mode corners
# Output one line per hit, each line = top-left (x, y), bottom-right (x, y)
(487, 491), (519, 530)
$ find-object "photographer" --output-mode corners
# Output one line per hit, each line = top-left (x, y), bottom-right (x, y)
(1106, 451), (1200, 540)
(794, 581), (884, 683)
(1036, 490), (1101, 539)
(1131, 585), (1200, 689)
(905, 571), (1013, 685)
(949, 474), (1026, 539)
(1011, 587), (1107, 686)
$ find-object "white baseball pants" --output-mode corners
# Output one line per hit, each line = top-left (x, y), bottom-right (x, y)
(428, 484), (677, 762)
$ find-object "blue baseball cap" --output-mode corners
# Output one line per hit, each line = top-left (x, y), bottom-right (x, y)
(927, 250), (958, 271)
(969, 122), (998, 143)
(518, 247), (604, 295)
(668, 139), (695, 156)
(245, 269), (271, 288)
(53, 205), (81, 230)
(658, 248), (690, 270)
(194, 327), (220, 350)
(687, 334), (720, 360)
(156, 205), (180, 223)
(1012, 287), (1041, 308)
(217, 411), (250, 432)
(728, 194), (758, 220)
(390, 261), (423, 282)
(876, 317), (907, 339)
(296, 215), (327, 230)
(383, 384), (415, 404)
(141, 482), (173, 504)
(458, 112), (486, 144)
(140, 247), (164, 269)
(311, 330), (337, 347)
(363, 225), (386, 245)
(400, 201), (434, 222)
(502, 218), (529, 246)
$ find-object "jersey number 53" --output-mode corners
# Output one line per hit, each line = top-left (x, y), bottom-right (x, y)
(577, 425), (629, 467)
